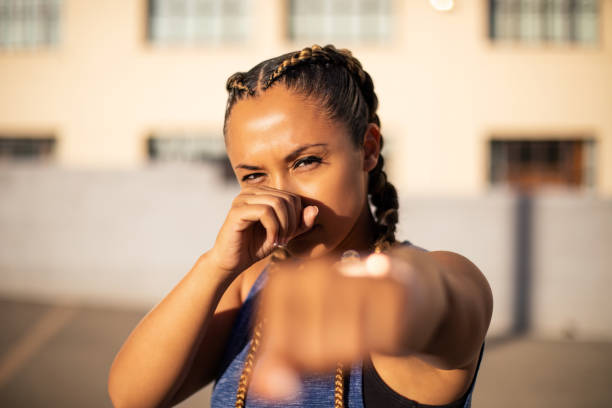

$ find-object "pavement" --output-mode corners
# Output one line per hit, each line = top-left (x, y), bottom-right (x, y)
(0, 298), (611, 408)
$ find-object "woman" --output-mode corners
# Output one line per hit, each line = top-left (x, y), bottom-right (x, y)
(108, 44), (493, 408)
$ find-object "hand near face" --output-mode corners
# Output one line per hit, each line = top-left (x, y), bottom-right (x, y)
(209, 185), (319, 278)
(250, 252), (418, 401)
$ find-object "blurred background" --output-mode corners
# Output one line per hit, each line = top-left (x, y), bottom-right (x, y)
(0, 0), (611, 406)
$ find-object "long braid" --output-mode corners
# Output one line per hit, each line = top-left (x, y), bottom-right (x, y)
(229, 44), (399, 407)
(235, 318), (263, 408)
(333, 47), (399, 252)
(368, 149), (399, 253)
(235, 243), (349, 407)
(324, 47), (399, 251)
(234, 246), (288, 408)
(315, 46), (398, 252)
(261, 45), (398, 250)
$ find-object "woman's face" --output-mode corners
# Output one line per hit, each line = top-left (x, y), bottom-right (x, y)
(225, 85), (379, 258)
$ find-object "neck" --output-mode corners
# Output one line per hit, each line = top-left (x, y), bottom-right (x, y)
(332, 200), (378, 256)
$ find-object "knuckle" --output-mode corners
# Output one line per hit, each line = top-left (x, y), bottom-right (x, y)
(292, 194), (301, 207)
(262, 206), (276, 220)
(271, 196), (284, 210)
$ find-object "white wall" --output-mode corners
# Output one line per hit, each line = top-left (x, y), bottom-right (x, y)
(1, 166), (610, 341)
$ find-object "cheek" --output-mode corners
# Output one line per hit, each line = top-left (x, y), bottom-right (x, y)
(330, 173), (364, 215)
(314, 161), (367, 220)
(289, 161), (366, 255)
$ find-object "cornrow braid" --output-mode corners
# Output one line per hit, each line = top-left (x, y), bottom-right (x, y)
(225, 44), (399, 252)
(226, 72), (251, 94)
(225, 45), (401, 405)
(264, 45), (333, 89)
(234, 317), (263, 408)
(263, 45), (376, 124)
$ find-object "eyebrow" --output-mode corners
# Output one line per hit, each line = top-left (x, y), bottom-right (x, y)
(234, 143), (328, 171)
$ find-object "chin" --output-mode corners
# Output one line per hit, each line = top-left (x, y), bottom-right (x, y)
(287, 225), (349, 259)
(287, 225), (331, 259)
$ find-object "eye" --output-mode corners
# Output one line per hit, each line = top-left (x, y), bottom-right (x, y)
(241, 173), (265, 183)
(292, 156), (322, 170)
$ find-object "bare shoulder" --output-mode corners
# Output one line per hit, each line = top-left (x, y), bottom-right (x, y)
(367, 248), (491, 405)
(400, 246), (493, 322)
(398, 247), (493, 323)
(429, 250), (493, 318)
(425, 250), (493, 365)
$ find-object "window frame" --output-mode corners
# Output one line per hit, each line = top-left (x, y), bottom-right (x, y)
(485, 132), (597, 191)
(0, 0), (63, 51)
(0, 132), (58, 163)
(144, 131), (235, 182)
(284, 0), (396, 47)
(486, 0), (601, 47)
(143, 0), (252, 47)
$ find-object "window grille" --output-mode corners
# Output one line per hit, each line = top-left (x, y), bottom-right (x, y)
(288, 0), (392, 43)
(147, 134), (234, 181)
(0, 0), (61, 49)
(489, 0), (599, 44)
(147, 0), (249, 45)
(0, 136), (56, 160)
(489, 139), (595, 189)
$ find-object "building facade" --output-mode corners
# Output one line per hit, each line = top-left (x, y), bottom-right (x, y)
(0, 0), (610, 195)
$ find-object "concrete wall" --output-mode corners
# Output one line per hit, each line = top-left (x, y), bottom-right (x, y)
(1, 165), (610, 341)
(0, 0), (611, 195)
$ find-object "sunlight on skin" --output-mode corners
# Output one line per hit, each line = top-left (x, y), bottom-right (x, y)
(222, 86), (489, 405)
(243, 112), (286, 134)
(225, 85), (378, 259)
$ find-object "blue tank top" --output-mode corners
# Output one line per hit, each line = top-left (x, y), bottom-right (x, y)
(211, 245), (484, 407)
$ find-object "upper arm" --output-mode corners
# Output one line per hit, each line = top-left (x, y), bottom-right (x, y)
(167, 268), (245, 406)
(368, 250), (492, 405)
(168, 257), (271, 406)
(426, 250), (493, 367)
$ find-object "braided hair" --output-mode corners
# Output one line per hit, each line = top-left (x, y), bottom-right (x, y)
(224, 44), (399, 252)
(226, 45), (399, 407)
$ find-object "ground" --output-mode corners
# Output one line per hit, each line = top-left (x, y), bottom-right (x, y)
(0, 299), (610, 407)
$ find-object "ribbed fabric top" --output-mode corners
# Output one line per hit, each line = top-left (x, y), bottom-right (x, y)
(210, 243), (483, 407)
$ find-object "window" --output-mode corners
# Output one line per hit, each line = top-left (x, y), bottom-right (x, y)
(0, 0), (61, 50)
(147, 134), (234, 181)
(147, 0), (249, 45)
(488, 0), (599, 44)
(489, 139), (595, 190)
(0, 136), (56, 161)
(288, 0), (392, 43)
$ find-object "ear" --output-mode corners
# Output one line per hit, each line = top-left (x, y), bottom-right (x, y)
(362, 123), (381, 172)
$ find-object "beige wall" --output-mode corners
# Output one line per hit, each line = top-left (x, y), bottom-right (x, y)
(1, 0), (611, 195)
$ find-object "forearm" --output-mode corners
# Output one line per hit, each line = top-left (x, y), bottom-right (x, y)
(108, 251), (236, 408)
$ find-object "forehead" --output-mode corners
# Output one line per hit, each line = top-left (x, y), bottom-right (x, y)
(225, 86), (349, 162)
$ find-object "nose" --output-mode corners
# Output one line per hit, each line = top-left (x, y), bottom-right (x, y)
(268, 174), (316, 210)
(269, 173), (299, 195)
(269, 173), (289, 192)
